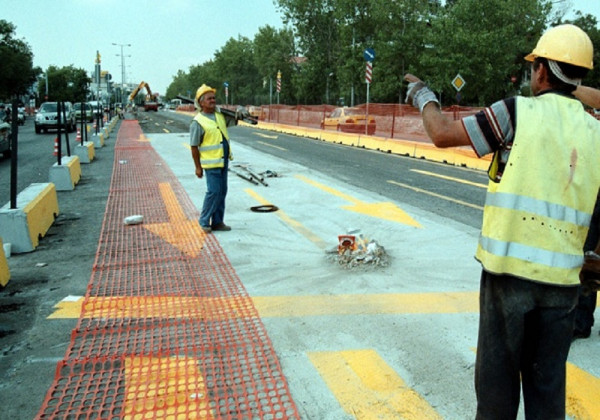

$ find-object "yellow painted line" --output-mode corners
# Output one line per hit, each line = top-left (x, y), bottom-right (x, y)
(245, 188), (329, 249)
(254, 133), (278, 139)
(143, 183), (208, 257)
(253, 292), (478, 317)
(49, 292), (479, 319)
(309, 349), (443, 420)
(162, 128), (170, 133)
(257, 140), (287, 151)
(296, 174), (421, 228)
(410, 169), (488, 188)
(387, 180), (484, 211)
(124, 356), (214, 419)
(566, 362), (600, 420)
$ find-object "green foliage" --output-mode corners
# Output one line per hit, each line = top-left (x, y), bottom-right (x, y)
(36, 65), (91, 103)
(165, 0), (599, 107)
(0, 19), (40, 98)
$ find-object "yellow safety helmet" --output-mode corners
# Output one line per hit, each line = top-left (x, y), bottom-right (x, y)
(195, 84), (216, 105)
(525, 24), (593, 70)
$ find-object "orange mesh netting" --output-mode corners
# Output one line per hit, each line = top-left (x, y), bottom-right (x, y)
(36, 121), (300, 419)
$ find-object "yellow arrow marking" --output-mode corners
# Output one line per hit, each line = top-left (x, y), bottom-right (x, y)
(138, 133), (151, 142)
(124, 356), (214, 419)
(143, 183), (207, 257)
(245, 188), (329, 249)
(309, 349), (443, 420)
(410, 169), (488, 188)
(296, 174), (421, 228)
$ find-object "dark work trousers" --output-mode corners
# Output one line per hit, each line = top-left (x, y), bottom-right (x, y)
(475, 271), (578, 420)
(199, 165), (228, 228)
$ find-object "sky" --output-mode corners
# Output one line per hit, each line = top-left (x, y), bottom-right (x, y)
(2, 0), (600, 99)
(1, 0), (286, 97)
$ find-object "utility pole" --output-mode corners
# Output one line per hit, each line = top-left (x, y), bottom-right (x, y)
(113, 42), (131, 106)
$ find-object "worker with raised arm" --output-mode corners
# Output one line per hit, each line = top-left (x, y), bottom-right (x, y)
(405, 24), (600, 419)
(190, 84), (237, 233)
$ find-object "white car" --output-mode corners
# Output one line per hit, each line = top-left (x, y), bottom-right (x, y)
(35, 102), (76, 134)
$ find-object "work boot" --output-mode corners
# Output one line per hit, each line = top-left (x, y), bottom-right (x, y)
(201, 226), (212, 233)
(212, 223), (231, 231)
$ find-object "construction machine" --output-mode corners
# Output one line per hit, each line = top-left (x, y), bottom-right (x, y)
(129, 81), (159, 111)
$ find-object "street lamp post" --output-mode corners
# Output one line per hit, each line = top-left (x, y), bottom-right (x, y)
(113, 42), (131, 106)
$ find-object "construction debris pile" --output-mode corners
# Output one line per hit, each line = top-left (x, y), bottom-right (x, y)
(327, 229), (389, 269)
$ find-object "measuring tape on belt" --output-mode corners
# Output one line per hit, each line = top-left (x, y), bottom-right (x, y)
(250, 204), (279, 213)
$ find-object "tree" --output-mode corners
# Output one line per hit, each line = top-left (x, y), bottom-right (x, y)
(36, 65), (91, 103)
(417, 0), (550, 105)
(253, 25), (296, 104)
(0, 19), (40, 99)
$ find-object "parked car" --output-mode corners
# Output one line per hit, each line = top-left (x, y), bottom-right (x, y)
(34, 101), (76, 134)
(73, 102), (93, 122)
(320, 107), (376, 135)
(88, 100), (103, 119)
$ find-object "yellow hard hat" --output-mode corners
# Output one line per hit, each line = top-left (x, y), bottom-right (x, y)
(195, 84), (216, 103)
(525, 24), (593, 69)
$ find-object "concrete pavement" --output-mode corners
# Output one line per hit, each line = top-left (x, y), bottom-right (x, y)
(5, 116), (600, 419)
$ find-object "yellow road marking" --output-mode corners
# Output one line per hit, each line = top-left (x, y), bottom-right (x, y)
(410, 169), (488, 188)
(296, 175), (421, 228)
(253, 292), (478, 317)
(387, 180), (484, 211)
(49, 292), (479, 319)
(257, 140), (287, 151)
(143, 183), (207, 257)
(245, 188), (329, 249)
(162, 128), (170, 133)
(309, 349), (443, 420)
(566, 362), (600, 420)
(124, 356), (214, 419)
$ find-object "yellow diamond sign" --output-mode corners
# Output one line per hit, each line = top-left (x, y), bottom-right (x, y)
(452, 74), (466, 91)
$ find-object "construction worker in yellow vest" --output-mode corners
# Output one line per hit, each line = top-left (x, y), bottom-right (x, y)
(405, 24), (600, 419)
(190, 84), (236, 233)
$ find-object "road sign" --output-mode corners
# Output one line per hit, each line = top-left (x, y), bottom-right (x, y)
(277, 70), (282, 93)
(365, 62), (373, 84)
(363, 48), (375, 62)
(452, 74), (466, 91)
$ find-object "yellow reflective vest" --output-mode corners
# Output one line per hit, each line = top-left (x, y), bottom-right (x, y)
(193, 112), (232, 169)
(476, 93), (600, 286)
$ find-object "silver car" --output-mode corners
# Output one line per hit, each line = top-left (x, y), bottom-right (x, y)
(35, 102), (76, 134)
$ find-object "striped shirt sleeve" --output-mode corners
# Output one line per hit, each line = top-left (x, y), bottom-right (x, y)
(462, 97), (516, 158)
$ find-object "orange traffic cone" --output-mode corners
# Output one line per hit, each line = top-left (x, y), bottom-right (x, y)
(76, 127), (82, 143)
(53, 137), (60, 156)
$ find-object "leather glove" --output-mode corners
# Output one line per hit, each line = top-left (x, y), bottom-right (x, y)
(235, 106), (249, 121)
(579, 250), (600, 295)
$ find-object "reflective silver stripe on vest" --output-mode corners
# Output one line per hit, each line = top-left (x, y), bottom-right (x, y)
(200, 158), (224, 165)
(486, 192), (591, 226)
(199, 143), (222, 152)
(479, 236), (584, 269)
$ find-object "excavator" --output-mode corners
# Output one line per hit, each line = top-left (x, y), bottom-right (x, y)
(129, 81), (159, 111)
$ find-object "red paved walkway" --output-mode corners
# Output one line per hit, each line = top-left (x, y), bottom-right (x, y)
(36, 121), (299, 419)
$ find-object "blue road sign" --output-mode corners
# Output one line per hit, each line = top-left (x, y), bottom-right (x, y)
(364, 48), (375, 62)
